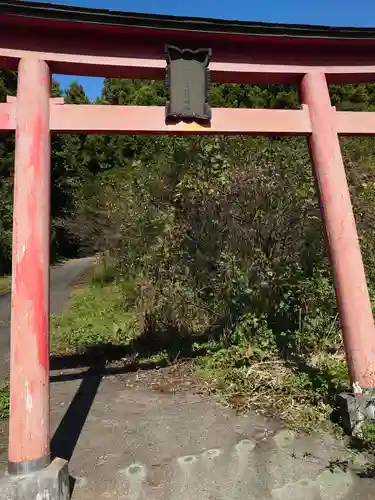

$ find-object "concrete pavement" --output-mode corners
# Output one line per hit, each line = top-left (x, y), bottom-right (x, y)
(44, 369), (375, 499)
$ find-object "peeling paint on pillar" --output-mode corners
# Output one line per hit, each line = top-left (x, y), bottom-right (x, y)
(8, 58), (51, 470)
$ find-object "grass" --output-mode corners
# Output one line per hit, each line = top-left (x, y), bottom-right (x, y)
(51, 260), (350, 433)
(0, 386), (9, 419)
(0, 260), (353, 433)
(197, 345), (349, 432)
(0, 276), (11, 295)
(52, 276), (349, 431)
(51, 282), (139, 355)
(51, 260), (139, 355)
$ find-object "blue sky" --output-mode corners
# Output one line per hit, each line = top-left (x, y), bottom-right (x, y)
(35, 0), (375, 100)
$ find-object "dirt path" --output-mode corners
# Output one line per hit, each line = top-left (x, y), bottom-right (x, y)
(0, 257), (94, 384)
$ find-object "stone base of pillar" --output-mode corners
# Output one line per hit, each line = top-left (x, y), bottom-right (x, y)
(0, 458), (69, 500)
(337, 392), (375, 438)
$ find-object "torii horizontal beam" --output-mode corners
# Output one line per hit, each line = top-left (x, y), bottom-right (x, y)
(1, 100), (375, 136)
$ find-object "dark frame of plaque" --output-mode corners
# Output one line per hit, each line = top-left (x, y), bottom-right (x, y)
(165, 45), (212, 124)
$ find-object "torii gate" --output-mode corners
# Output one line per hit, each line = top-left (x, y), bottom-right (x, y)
(1, 0), (375, 489)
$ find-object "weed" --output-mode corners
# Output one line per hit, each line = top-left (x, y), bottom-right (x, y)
(0, 275), (11, 295)
(51, 280), (139, 355)
(51, 261), (351, 433)
(90, 254), (118, 286)
(198, 347), (349, 431)
(362, 418), (375, 443)
(0, 386), (9, 419)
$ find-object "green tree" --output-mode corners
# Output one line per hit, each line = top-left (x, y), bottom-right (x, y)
(51, 81), (90, 259)
(0, 70), (17, 274)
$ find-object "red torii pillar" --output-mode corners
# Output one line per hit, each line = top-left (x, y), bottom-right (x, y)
(300, 72), (375, 392)
(8, 58), (51, 474)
